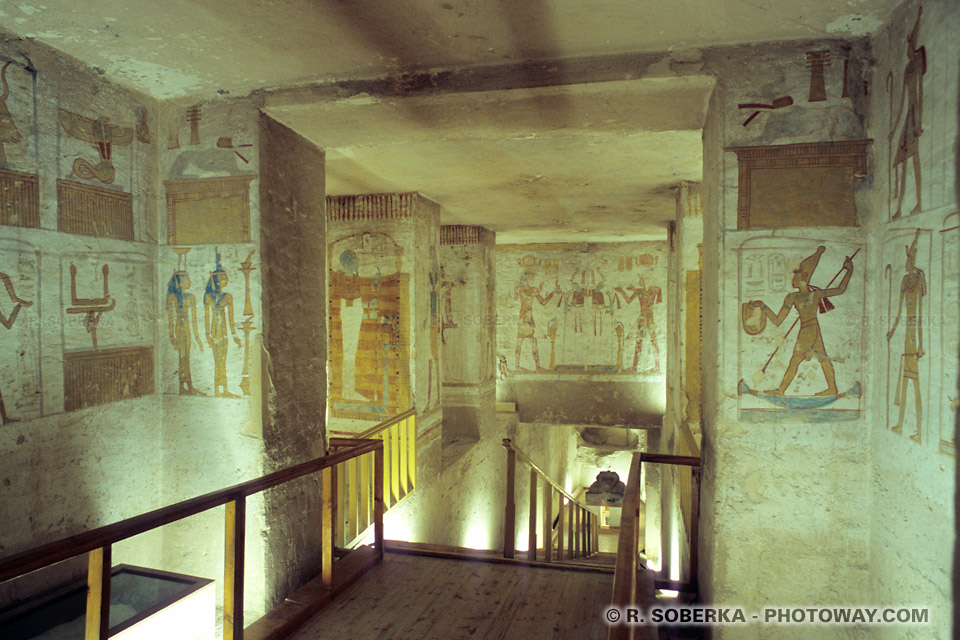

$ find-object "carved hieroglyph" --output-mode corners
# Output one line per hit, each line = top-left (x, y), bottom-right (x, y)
(738, 237), (864, 422)
(59, 108), (133, 185)
(61, 251), (155, 412)
(63, 346), (154, 412)
(328, 232), (409, 420)
(61, 252), (153, 354)
(0, 167), (39, 228)
(0, 238), (39, 422)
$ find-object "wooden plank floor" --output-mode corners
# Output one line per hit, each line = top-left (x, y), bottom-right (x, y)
(289, 552), (613, 640)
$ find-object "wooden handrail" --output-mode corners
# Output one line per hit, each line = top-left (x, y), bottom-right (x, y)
(356, 407), (416, 439)
(0, 437), (385, 640)
(502, 438), (598, 563)
(330, 409), (417, 549)
(609, 453), (643, 640)
(639, 452), (700, 467)
(502, 439), (590, 509)
(0, 439), (382, 584)
(609, 450), (702, 639)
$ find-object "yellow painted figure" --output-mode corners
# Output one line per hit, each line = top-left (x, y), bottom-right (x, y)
(204, 253), (242, 398)
(886, 230), (926, 441)
(166, 270), (204, 395)
(746, 246), (853, 397)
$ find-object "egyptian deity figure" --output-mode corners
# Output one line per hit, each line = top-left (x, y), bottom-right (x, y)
(166, 270), (204, 395)
(891, 7), (927, 219)
(0, 62), (22, 163)
(886, 230), (926, 441)
(616, 275), (663, 373)
(514, 271), (560, 371)
(204, 253), (242, 398)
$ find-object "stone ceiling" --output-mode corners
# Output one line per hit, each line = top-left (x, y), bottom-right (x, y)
(268, 78), (711, 243)
(0, 0), (902, 241)
(1, 0), (900, 99)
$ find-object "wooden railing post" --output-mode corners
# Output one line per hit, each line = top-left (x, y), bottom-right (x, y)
(374, 444), (385, 562)
(574, 505), (583, 558)
(528, 468), (538, 561)
(567, 499), (575, 559)
(542, 480), (552, 562)
(503, 439), (516, 559)
(557, 495), (565, 561)
(690, 467), (701, 589)
(84, 544), (111, 640)
(581, 508), (588, 557)
(224, 497), (245, 640)
(586, 511), (592, 556)
(322, 466), (336, 589)
(594, 514), (599, 555)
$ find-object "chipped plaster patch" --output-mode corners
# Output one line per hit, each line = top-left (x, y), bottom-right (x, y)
(825, 13), (883, 36)
(103, 56), (205, 99)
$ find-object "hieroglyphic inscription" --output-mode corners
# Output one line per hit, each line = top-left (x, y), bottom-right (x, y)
(57, 179), (134, 240)
(0, 167), (39, 228)
(728, 140), (872, 229)
(63, 346), (154, 411)
(165, 175), (255, 245)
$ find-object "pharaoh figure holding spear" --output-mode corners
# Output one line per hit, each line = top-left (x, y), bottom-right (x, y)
(742, 246), (855, 397)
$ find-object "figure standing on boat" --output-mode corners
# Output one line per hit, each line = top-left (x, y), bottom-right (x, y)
(742, 246), (854, 397)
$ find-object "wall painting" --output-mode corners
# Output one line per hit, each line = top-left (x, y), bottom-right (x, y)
(738, 238), (864, 422)
(328, 232), (410, 420)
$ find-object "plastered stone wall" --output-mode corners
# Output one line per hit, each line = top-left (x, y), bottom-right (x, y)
(385, 410), (580, 553)
(0, 32), (165, 606)
(699, 37), (876, 640)
(154, 96), (271, 615)
(861, 1), (957, 637)
(495, 241), (668, 426)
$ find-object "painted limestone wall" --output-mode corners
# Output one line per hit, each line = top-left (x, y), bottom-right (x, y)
(153, 96), (272, 615)
(495, 241), (668, 426)
(862, 2), (957, 637)
(0, 32), (166, 606)
(699, 36), (875, 640)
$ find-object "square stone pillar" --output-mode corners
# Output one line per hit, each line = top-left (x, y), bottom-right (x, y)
(439, 225), (496, 462)
(325, 193), (442, 448)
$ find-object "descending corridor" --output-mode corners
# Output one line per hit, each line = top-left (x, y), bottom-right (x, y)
(288, 553), (613, 640)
